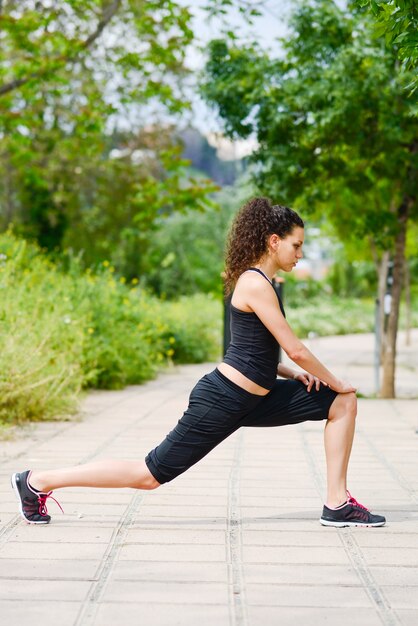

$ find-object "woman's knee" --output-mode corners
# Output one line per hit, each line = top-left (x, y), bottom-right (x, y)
(329, 391), (357, 420)
(133, 461), (161, 490)
(142, 475), (161, 490)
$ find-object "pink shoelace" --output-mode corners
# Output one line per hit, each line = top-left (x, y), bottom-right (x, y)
(38, 491), (64, 516)
(346, 490), (369, 511)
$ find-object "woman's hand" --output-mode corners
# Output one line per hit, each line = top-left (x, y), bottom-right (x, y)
(329, 379), (357, 394)
(293, 372), (325, 392)
(293, 372), (356, 395)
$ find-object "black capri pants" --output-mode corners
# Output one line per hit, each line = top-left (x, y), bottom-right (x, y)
(145, 368), (338, 484)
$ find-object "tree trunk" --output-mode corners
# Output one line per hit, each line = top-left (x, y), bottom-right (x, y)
(378, 251), (390, 363)
(380, 198), (409, 398)
(370, 241), (390, 367)
(404, 260), (411, 347)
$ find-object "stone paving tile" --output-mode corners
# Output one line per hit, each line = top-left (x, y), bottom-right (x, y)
(0, 512), (16, 526)
(241, 529), (344, 546)
(6, 525), (114, 544)
(242, 545), (352, 565)
(245, 583), (374, 607)
(380, 586), (418, 608)
(0, 558), (99, 579)
(243, 563), (361, 585)
(125, 528), (226, 544)
(105, 580), (229, 604)
(239, 486), (316, 495)
(140, 494), (226, 506)
(0, 601), (81, 626)
(118, 542), (226, 562)
(94, 602), (230, 626)
(160, 486), (229, 496)
(241, 519), (329, 531)
(111, 560), (229, 582)
(396, 610), (418, 626)
(369, 567), (418, 586)
(0, 541), (108, 560)
(358, 547), (418, 566)
(354, 532), (418, 548)
(43, 514), (122, 524)
(135, 505), (228, 518)
(240, 506), (322, 518)
(240, 495), (320, 507)
(47, 503), (131, 517)
(48, 491), (133, 504)
(129, 517), (227, 530)
(246, 605), (384, 626)
(0, 579), (90, 601)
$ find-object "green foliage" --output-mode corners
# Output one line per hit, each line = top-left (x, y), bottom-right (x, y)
(162, 294), (222, 363)
(284, 292), (418, 338)
(0, 231), (221, 425)
(203, 0), (264, 21)
(202, 0), (417, 254)
(0, 235), (86, 425)
(0, 1), (217, 274)
(325, 259), (377, 298)
(286, 296), (376, 337)
(356, 0), (418, 90)
(143, 177), (253, 298)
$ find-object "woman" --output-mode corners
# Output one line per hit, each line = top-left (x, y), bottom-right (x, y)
(12, 197), (385, 527)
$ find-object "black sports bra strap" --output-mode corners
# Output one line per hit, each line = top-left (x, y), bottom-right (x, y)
(245, 267), (285, 318)
(246, 267), (273, 285)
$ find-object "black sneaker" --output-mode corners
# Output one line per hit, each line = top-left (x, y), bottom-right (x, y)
(11, 470), (63, 524)
(320, 490), (386, 528)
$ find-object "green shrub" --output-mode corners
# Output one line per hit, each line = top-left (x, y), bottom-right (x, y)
(0, 237), (86, 425)
(162, 294), (222, 363)
(0, 232), (221, 425)
(286, 296), (375, 337)
(285, 295), (418, 338)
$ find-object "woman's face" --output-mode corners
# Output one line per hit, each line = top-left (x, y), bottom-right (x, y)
(272, 226), (304, 272)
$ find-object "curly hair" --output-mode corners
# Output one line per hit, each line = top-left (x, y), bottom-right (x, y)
(224, 197), (304, 294)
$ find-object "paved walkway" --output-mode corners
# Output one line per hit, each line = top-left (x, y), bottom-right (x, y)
(0, 332), (417, 626)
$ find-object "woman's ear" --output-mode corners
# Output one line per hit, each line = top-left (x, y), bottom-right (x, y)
(268, 233), (281, 251)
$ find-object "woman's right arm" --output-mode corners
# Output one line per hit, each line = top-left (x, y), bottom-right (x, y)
(237, 274), (356, 394)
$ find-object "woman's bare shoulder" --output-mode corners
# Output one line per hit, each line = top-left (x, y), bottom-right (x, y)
(232, 271), (274, 311)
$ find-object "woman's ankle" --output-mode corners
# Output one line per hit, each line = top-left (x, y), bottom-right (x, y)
(326, 490), (347, 509)
(29, 471), (49, 493)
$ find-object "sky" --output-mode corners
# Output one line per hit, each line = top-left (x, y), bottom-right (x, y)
(178, 0), (292, 157)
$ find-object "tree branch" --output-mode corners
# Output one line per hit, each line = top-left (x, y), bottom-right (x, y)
(0, 0), (122, 97)
(82, 0), (122, 49)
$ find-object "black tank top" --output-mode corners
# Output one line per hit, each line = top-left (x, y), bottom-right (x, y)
(223, 268), (285, 390)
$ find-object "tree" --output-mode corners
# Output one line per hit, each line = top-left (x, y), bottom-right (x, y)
(202, 0), (417, 397)
(357, 0), (418, 92)
(0, 1), (219, 271)
(143, 175), (253, 298)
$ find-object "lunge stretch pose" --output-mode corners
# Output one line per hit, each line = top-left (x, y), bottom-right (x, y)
(12, 198), (385, 527)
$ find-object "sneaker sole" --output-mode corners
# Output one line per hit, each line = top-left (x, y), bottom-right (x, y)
(320, 518), (386, 528)
(11, 473), (50, 525)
